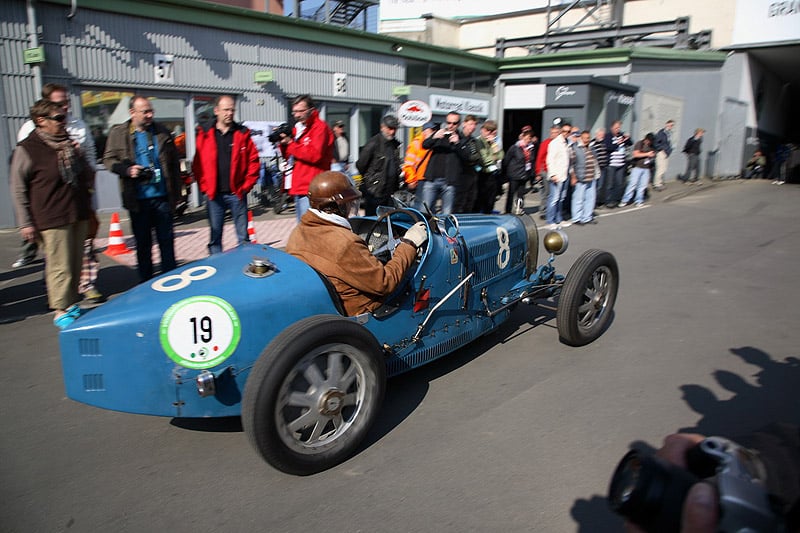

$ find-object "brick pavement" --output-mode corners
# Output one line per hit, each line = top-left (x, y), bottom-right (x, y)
(96, 216), (297, 268)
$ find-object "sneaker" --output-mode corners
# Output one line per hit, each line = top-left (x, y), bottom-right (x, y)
(53, 304), (85, 330)
(634, 202), (644, 207)
(618, 201), (629, 208)
(514, 198), (525, 215)
(82, 288), (106, 305)
(559, 220), (572, 228)
(11, 257), (34, 268)
(544, 223), (558, 230)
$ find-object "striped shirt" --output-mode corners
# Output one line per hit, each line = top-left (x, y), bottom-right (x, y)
(608, 134), (629, 168)
(590, 139), (609, 168)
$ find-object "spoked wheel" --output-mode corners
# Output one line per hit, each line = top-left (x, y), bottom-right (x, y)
(242, 315), (385, 475)
(365, 208), (425, 261)
(557, 249), (618, 346)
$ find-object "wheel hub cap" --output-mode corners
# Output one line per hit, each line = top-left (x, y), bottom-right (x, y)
(319, 389), (345, 416)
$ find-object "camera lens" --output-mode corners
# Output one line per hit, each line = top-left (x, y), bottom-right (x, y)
(608, 450), (699, 533)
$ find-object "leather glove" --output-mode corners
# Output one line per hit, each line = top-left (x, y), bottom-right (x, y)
(403, 221), (428, 249)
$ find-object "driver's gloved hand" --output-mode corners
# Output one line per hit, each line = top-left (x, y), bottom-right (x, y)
(403, 221), (428, 249)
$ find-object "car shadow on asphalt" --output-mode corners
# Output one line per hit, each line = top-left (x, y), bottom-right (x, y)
(361, 300), (560, 452)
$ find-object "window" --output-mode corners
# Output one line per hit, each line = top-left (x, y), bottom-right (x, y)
(430, 64), (452, 89)
(406, 61), (429, 86)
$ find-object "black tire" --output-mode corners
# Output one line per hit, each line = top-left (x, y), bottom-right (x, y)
(557, 249), (618, 346)
(242, 315), (386, 475)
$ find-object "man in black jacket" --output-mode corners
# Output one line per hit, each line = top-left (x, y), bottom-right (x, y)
(680, 128), (704, 183)
(356, 115), (402, 216)
(421, 112), (468, 215)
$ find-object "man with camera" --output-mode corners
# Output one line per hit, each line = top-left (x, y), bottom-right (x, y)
(277, 95), (334, 221)
(103, 95), (182, 282)
(420, 111), (468, 214)
(193, 95), (260, 255)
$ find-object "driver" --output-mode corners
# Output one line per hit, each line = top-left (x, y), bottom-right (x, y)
(286, 171), (428, 316)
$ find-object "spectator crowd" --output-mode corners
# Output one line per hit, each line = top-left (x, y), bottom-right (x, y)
(11, 85), (799, 329)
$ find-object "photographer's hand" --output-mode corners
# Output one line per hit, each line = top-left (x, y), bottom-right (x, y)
(624, 434), (719, 533)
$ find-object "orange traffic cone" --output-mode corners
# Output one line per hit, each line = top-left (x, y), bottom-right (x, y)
(247, 211), (258, 244)
(104, 212), (131, 256)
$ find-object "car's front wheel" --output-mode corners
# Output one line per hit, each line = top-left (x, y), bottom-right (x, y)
(557, 249), (618, 346)
(242, 315), (386, 475)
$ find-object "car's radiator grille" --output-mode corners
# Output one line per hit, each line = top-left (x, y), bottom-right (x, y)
(387, 330), (473, 376)
(471, 244), (525, 285)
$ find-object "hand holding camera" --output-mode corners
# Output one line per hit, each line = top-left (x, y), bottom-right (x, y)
(608, 434), (782, 532)
(268, 123), (293, 144)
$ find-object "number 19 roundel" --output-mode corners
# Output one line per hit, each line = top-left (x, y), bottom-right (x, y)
(159, 295), (241, 369)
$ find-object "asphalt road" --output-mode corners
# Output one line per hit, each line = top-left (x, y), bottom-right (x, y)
(2, 179), (799, 532)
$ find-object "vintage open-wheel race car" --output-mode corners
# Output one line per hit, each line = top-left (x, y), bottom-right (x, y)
(60, 206), (618, 475)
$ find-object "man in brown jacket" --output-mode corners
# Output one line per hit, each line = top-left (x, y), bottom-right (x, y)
(286, 171), (427, 316)
(103, 95), (182, 282)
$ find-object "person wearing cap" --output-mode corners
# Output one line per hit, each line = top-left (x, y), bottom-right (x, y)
(402, 121), (436, 210)
(286, 171), (427, 317)
(504, 125), (535, 215)
(331, 120), (350, 173)
(356, 114), (402, 216)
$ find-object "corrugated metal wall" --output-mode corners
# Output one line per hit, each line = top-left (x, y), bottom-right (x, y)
(37, 3), (403, 119)
(0, 2), (36, 227)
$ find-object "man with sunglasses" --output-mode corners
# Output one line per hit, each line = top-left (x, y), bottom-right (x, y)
(421, 112), (468, 214)
(15, 83), (105, 305)
(11, 99), (94, 328)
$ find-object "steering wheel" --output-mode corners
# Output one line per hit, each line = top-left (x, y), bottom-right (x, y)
(365, 208), (426, 261)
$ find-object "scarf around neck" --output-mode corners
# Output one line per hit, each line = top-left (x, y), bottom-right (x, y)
(36, 128), (83, 187)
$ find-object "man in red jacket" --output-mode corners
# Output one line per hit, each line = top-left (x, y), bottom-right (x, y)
(193, 95), (260, 254)
(278, 95), (334, 221)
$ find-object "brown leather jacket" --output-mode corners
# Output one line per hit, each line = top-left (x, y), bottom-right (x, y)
(286, 210), (416, 316)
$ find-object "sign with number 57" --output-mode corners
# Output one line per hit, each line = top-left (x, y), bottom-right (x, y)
(333, 73), (347, 96)
(154, 53), (175, 84)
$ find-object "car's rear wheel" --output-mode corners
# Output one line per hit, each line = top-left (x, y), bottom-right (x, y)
(242, 315), (385, 475)
(557, 249), (618, 346)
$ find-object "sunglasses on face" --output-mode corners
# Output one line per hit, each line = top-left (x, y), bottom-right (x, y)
(46, 114), (67, 122)
(446, 120), (459, 125)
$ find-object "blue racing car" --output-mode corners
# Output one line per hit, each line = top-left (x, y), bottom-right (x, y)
(59, 207), (618, 475)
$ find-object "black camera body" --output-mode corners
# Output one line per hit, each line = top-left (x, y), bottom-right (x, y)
(268, 123), (292, 143)
(608, 436), (782, 532)
(139, 167), (155, 183)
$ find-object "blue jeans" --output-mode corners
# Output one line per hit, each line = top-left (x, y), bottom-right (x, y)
(130, 197), (176, 282)
(295, 195), (310, 221)
(421, 177), (455, 215)
(571, 180), (596, 223)
(622, 167), (650, 205)
(207, 193), (248, 255)
(546, 179), (568, 224)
